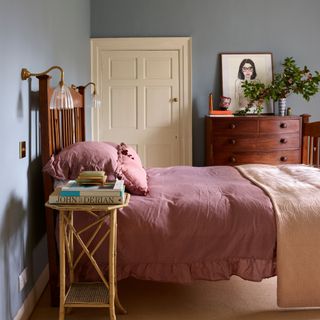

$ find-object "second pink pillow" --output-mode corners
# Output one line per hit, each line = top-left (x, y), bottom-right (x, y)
(115, 143), (148, 195)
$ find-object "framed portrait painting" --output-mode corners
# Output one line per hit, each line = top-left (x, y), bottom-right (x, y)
(221, 53), (274, 113)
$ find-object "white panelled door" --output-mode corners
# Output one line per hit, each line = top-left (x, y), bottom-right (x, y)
(91, 38), (192, 168)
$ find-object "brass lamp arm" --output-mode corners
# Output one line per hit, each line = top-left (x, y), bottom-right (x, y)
(72, 82), (97, 95)
(21, 65), (65, 86)
(84, 82), (97, 95)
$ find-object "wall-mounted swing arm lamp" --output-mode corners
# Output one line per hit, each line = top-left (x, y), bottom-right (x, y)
(71, 82), (101, 141)
(21, 65), (74, 110)
(72, 82), (101, 109)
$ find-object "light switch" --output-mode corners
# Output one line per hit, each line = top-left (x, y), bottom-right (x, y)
(19, 141), (26, 159)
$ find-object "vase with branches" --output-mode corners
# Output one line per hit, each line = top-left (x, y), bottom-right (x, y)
(239, 57), (320, 115)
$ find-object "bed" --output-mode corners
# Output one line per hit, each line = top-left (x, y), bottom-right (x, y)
(36, 76), (320, 307)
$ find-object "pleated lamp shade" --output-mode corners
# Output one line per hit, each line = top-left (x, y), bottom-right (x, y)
(50, 83), (74, 110)
(91, 93), (101, 109)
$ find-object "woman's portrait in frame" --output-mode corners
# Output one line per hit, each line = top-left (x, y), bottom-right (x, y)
(221, 53), (274, 113)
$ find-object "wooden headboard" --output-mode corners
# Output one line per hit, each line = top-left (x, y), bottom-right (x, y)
(38, 75), (85, 197)
(37, 75), (85, 306)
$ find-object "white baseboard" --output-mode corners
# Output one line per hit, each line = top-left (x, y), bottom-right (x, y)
(14, 264), (49, 320)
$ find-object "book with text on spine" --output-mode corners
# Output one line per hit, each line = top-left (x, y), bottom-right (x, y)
(49, 188), (125, 205)
(60, 180), (124, 197)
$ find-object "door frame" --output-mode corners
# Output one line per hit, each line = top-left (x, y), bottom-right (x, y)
(90, 37), (192, 166)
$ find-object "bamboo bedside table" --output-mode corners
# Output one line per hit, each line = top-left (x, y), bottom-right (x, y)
(45, 193), (130, 320)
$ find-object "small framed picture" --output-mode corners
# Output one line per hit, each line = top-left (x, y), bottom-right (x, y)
(221, 52), (274, 113)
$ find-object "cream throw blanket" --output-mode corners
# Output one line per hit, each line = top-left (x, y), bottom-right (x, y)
(236, 164), (320, 308)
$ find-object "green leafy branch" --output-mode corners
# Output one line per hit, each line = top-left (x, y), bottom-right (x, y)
(239, 57), (320, 115)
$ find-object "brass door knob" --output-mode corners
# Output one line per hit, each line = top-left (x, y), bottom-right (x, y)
(172, 98), (178, 102)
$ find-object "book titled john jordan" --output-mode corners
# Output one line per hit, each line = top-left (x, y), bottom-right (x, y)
(60, 180), (125, 197)
(49, 188), (125, 204)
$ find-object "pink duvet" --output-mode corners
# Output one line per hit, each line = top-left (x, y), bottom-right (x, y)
(75, 166), (276, 283)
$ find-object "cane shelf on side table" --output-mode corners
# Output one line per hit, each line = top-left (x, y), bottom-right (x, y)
(45, 192), (130, 320)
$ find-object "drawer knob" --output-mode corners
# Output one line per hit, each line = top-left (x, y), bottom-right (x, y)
(229, 156), (237, 163)
(280, 123), (287, 128)
(230, 139), (236, 145)
(230, 123), (237, 129)
(280, 156), (288, 162)
(280, 138), (288, 144)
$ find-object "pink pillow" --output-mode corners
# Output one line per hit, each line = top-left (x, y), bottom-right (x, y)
(43, 141), (118, 180)
(115, 143), (148, 195)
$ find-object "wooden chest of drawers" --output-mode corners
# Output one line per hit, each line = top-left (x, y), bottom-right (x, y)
(205, 115), (302, 166)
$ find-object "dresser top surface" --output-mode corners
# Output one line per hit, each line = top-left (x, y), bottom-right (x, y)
(206, 115), (301, 120)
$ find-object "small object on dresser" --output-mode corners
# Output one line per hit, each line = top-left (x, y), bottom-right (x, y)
(208, 92), (214, 115)
(76, 170), (107, 185)
(219, 96), (232, 110)
(287, 107), (292, 116)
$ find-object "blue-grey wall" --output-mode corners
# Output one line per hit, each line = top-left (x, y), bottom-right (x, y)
(91, 0), (320, 165)
(1, 0), (319, 317)
(0, 0), (90, 318)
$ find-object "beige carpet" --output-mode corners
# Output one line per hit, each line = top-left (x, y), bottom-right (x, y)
(30, 276), (320, 320)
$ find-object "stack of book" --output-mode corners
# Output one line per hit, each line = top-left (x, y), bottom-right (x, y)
(208, 110), (234, 117)
(49, 179), (125, 205)
(76, 171), (107, 185)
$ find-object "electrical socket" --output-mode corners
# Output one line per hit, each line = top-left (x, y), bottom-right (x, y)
(19, 267), (28, 292)
(19, 141), (26, 159)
